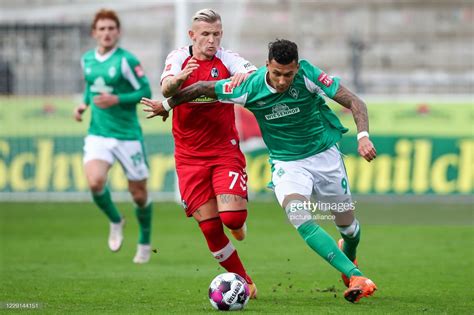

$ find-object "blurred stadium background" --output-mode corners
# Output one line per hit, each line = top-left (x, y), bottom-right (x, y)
(0, 0), (472, 201)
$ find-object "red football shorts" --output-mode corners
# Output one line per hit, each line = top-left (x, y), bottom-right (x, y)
(176, 157), (248, 217)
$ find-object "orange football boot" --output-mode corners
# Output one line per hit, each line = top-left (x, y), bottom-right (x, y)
(344, 276), (377, 303)
(248, 282), (258, 299)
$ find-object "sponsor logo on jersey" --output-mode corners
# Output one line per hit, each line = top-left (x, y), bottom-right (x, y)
(108, 66), (116, 78)
(211, 67), (219, 78)
(134, 65), (145, 77)
(289, 87), (299, 99)
(243, 62), (252, 70)
(318, 72), (333, 87)
(90, 77), (113, 93)
(265, 103), (300, 120)
(223, 82), (234, 94)
(165, 64), (172, 72)
(190, 96), (218, 103)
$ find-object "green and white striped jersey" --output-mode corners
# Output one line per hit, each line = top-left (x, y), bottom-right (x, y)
(81, 47), (151, 140)
(215, 59), (348, 161)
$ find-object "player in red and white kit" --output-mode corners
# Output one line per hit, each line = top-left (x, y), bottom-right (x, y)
(160, 9), (258, 298)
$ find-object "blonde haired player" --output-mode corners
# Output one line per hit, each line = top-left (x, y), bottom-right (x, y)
(159, 9), (258, 297)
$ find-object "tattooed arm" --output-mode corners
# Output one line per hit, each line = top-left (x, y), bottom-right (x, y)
(141, 81), (218, 120)
(332, 84), (377, 162)
(332, 84), (369, 133)
(168, 81), (217, 108)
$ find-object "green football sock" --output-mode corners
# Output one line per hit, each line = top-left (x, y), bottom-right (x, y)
(135, 202), (152, 244)
(297, 220), (362, 278)
(92, 186), (121, 223)
(340, 227), (360, 261)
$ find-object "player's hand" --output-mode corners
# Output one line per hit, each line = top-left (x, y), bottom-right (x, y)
(73, 103), (88, 122)
(93, 93), (119, 108)
(141, 97), (169, 121)
(229, 72), (251, 88)
(358, 136), (376, 162)
(175, 57), (199, 83)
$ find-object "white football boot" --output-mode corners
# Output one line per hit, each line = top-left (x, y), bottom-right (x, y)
(108, 218), (125, 252)
(133, 244), (151, 264)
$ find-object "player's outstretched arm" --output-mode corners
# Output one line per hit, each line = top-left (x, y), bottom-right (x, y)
(332, 84), (377, 162)
(141, 81), (217, 120)
(162, 57), (199, 97)
(170, 80), (217, 106)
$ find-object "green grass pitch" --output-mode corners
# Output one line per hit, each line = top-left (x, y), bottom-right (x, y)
(1, 201), (473, 314)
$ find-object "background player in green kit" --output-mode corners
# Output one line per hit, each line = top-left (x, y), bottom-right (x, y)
(74, 9), (153, 264)
(142, 39), (378, 302)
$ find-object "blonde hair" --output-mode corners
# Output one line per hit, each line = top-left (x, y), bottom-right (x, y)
(191, 9), (221, 24)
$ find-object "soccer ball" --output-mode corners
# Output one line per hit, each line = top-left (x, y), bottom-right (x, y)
(208, 272), (250, 311)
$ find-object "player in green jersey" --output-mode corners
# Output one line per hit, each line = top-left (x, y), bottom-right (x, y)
(73, 9), (153, 264)
(142, 39), (378, 302)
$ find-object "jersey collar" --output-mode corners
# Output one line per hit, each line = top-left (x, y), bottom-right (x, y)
(95, 46), (118, 62)
(264, 71), (277, 93)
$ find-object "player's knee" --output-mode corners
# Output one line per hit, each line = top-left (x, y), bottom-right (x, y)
(219, 210), (247, 230)
(282, 194), (307, 209)
(131, 190), (148, 208)
(88, 178), (106, 194)
(284, 199), (313, 229)
(128, 181), (148, 207)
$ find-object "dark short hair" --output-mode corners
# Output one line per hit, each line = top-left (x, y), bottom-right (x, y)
(268, 39), (298, 64)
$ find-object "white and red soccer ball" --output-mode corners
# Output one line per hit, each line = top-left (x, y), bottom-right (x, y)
(208, 272), (250, 311)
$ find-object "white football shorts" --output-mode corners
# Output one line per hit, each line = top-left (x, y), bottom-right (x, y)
(83, 135), (149, 181)
(271, 145), (351, 206)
